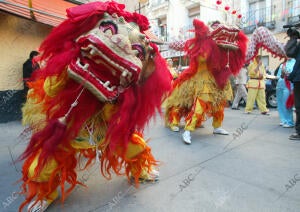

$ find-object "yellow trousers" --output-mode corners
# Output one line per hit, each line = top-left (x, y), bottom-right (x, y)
(183, 98), (224, 131)
(245, 88), (268, 113)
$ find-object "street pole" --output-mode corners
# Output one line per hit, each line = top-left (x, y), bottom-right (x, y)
(139, 2), (141, 14)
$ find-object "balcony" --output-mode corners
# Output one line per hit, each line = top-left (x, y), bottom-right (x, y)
(242, 5), (276, 34)
(151, 0), (169, 11)
(180, 0), (200, 9)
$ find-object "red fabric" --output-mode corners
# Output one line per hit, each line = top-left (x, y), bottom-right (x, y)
(285, 76), (294, 109)
(105, 50), (172, 153)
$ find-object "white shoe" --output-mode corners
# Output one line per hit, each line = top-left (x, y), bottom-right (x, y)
(27, 199), (51, 212)
(149, 169), (159, 179)
(135, 168), (159, 183)
(213, 127), (229, 135)
(170, 126), (179, 132)
(182, 130), (191, 144)
(283, 124), (294, 128)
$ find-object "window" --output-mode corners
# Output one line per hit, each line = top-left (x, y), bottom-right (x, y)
(287, 0), (300, 17)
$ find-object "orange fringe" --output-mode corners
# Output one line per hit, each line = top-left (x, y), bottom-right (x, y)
(19, 132), (157, 211)
(19, 153), (60, 212)
(100, 132), (158, 187)
(19, 147), (81, 211)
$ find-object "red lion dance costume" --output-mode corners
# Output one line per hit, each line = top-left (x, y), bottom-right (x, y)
(165, 19), (247, 144)
(18, 2), (171, 211)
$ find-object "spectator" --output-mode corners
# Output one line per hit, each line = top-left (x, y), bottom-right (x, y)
(285, 28), (300, 140)
(22, 51), (40, 98)
(166, 58), (178, 80)
(276, 58), (296, 128)
(245, 55), (269, 115)
(231, 65), (248, 110)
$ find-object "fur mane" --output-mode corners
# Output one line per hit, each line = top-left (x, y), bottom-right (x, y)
(173, 19), (247, 89)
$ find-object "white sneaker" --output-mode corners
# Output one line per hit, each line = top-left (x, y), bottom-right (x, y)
(283, 124), (294, 128)
(182, 130), (191, 144)
(213, 127), (229, 135)
(149, 169), (159, 179)
(135, 168), (159, 183)
(27, 199), (51, 212)
(170, 126), (180, 132)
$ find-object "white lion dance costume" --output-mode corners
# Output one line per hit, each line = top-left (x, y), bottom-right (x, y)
(18, 2), (171, 211)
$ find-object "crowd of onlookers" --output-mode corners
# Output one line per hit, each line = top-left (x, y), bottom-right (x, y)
(229, 28), (300, 140)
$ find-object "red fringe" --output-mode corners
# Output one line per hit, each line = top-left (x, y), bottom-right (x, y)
(104, 52), (171, 158)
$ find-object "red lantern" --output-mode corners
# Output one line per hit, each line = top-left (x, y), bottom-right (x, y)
(216, 0), (222, 5)
(225, 6), (230, 11)
(232, 10), (237, 14)
(237, 14), (242, 19)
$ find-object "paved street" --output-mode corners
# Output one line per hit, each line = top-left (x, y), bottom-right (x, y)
(0, 108), (300, 212)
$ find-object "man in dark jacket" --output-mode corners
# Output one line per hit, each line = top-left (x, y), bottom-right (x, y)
(286, 28), (300, 140)
(22, 51), (39, 99)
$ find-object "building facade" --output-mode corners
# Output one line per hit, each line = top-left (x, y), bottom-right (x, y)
(143, 0), (300, 71)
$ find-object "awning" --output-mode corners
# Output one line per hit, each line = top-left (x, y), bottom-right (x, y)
(0, 0), (76, 26)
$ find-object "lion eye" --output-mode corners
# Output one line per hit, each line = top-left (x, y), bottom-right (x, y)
(132, 44), (146, 61)
(99, 21), (118, 35)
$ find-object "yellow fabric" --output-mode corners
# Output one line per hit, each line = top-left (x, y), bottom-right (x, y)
(166, 59), (232, 110)
(246, 58), (266, 89)
(185, 98), (204, 131)
(165, 57), (232, 129)
(22, 74), (68, 127)
(212, 111), (223, 128)
(22, 88), (46, 127)
(184, 97), (224, 131)
(70, 103), (118, 150)
(125, 133), (147, 159)
(43, 74), (67, 97)
(245, 88), (268, 112)
(28, 154), (58, 182)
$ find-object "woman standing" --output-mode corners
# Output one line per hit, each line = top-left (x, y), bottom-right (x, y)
(276, 58), (296, 127)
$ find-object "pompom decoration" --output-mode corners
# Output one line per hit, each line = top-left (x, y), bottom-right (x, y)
(216, 0), (222, 5)
(225, 6), (230, 11)
(237, 14), (242, 19)
(232, 10), (237, 14)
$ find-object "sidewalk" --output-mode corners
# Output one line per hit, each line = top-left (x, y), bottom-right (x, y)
(0, 108), (299, 212)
